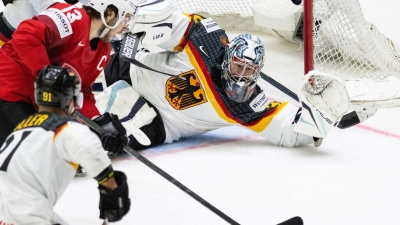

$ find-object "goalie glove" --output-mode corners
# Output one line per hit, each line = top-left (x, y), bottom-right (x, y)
(294, 70), (350, 138)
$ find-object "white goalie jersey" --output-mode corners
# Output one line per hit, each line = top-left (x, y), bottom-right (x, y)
(0, 112), (111, 225)
(97, 11), (317, 148)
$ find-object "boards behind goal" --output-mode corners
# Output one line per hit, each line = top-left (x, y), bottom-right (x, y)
(174, 0), (400, 108)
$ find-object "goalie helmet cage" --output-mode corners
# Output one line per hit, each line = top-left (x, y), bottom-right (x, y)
(174, 0), (400, 108)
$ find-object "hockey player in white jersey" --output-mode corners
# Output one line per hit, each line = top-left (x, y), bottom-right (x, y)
(0, 65), (131, 224)
(97, 7), (350, 152)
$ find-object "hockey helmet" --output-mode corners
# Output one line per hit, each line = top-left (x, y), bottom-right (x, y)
(221, 34), (265, 102)
(88, 0), (139, 30)
(35, 65), (82, 110)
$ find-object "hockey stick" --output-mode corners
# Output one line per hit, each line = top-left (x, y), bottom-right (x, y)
(73, 109), (303, 225)
(278, 217), (303, 225)
(260, 72), (366, 129)
(261, 72), (300, 102)
(73, 109), (239, 224)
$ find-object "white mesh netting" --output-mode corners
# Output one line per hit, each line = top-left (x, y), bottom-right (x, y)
(175, 0), (256, 17)
(312, 0), (400, 81)
(172, 0), (400, 106)
(311, 0), (400, 105)
(174, 0), (267, 32)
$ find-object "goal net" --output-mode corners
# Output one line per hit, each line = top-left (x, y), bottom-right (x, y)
(174, 0), (400, 108)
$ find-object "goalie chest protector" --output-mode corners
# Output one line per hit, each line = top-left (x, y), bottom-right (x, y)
(185, 15), (227, 76)
(185, 15), (275, 124)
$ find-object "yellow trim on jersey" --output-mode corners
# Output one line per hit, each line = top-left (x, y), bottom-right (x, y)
(69, 162), (79, 170)
(184, 45), (236, 124)
(192, 14), (205, 23)
(98, 171), (115, 185)
(184, 45), (289, 132)
(173, 13), (192, 52)
(247, 102), (288, 132)
(53, 123), (69, 140)
(0, 40), (4, 47)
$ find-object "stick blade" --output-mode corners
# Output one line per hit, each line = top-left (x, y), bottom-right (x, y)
(277, 216), (303, 225)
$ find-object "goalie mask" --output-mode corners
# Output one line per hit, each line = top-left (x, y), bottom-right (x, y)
(88, 0), (139, 31)
(35, 66), (82, 110)
(221, 34), (265, 102)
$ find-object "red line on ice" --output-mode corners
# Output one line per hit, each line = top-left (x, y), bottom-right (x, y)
(355, 124), (400, 140)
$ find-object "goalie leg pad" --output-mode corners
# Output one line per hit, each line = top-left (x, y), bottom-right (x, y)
(96, 80), (157, 128)
(95, 80), (157, 145)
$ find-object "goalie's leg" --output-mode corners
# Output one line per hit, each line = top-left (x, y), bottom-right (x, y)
(127, 102), (166, 150)
(95, 80), (166, 150)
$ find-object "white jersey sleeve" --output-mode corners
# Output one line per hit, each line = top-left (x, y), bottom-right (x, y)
(256, 102), (314, 147)
(54, 121), (111, 178)
(3, 0), (56, 28)
(156, 11), (190, 51)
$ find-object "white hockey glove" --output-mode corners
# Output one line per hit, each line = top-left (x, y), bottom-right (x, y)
(294, 70), (350, 138)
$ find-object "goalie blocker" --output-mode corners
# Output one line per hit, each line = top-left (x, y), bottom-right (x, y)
(294, 70), (350, 138)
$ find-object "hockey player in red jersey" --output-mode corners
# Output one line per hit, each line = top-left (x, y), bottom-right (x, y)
(0, 65), (130, 224)
(0, 0), (88, 47)
(0, 0), (139, 150)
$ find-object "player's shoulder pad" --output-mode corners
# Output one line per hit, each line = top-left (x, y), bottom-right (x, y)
(131, 0), (176, 47)
(39, 3), (81, 38)
(14, 112), (77, 132)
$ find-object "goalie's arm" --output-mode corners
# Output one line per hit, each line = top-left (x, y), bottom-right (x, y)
(260, 72), (374, 129)
(242, 71), (351, 147)
(243, 102), (315, 147)
(129, 3), (190, 51)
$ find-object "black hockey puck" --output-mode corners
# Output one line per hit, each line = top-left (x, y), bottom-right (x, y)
(291, 0), (302, 5)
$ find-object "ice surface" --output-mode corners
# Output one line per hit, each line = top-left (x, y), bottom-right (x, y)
(1, 0), (399, 224)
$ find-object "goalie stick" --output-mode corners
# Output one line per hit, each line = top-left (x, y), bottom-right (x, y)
(260, 72), (374, 129)
(73, 109), (303, 225)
